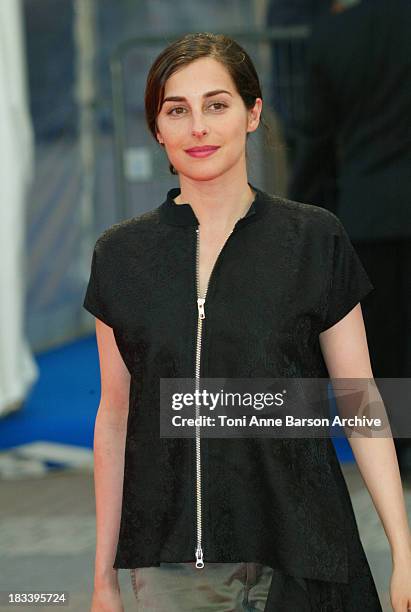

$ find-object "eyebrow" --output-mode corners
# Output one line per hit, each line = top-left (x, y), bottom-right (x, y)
(161, 89), (233, 106)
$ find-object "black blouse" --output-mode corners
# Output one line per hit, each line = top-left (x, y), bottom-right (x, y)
(83, 183), (374, 584)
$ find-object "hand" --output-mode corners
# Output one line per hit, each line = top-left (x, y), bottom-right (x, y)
(91, 584), (124, 612)
(91, 573), (124, 612)
(390, 557), (411, 612)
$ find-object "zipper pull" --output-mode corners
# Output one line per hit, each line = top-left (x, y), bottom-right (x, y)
(195, 544), (204, 568)
(197, 297), (205, 320)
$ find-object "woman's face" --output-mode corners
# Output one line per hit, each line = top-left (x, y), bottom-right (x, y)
(155, 56), (262, 180)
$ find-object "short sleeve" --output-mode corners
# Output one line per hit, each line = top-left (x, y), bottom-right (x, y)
(83, 239), (114, 327)
(320, 215), (374, 332)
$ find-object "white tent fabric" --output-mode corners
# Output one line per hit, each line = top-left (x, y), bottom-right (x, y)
(0, 0), (39, 416)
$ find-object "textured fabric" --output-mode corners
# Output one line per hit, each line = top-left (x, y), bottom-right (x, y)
(354, 238), (411, 378)
(129, 562), (383, 611)
(354, 238), (411, 481)
(288, 0), (411, 241)
(264, 566), (383, 611)
(83, 183), (377, 587)
(129, 562), (273, 611)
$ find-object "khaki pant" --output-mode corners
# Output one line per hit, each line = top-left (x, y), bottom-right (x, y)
(130, 562), (273, 611)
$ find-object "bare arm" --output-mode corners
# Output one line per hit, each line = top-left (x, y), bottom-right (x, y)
(319, 304), (411, 610)
(92, 318), (130, 591)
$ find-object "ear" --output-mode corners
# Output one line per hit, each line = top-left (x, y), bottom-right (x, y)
(155, 121), (164, 145)
(246, 98), (263, 134)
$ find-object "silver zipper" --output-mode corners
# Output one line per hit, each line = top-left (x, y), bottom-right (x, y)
(194, 224), (234, 569)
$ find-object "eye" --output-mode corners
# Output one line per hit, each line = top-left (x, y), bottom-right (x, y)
(208, 102), (228, 111)
(166, 106), (186, 116)
(166, 102), (228, 116)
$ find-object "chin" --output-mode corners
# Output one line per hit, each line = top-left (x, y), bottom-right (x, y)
(176, 166), (221, 182)
(180, 161), (235, 182)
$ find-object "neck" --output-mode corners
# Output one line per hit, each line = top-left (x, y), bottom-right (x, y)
(173, 170), (256, 234)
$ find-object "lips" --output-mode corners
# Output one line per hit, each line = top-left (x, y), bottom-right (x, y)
(185, 146), (220, 152)
(185, 146), (220, 158)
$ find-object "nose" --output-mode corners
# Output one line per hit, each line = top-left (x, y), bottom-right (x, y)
(192, 126), (208, 137)
(191, 112), (209, 137)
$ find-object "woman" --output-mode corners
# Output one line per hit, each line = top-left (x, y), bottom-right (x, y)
(85, 33), (411, 611)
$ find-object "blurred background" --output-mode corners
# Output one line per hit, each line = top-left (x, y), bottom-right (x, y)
(0, 0), (410, 610)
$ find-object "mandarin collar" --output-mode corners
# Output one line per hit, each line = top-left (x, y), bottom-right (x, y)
(159, 182), (265, 229)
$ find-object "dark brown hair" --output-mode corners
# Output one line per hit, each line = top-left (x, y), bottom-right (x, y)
(144, 32), (274, 175)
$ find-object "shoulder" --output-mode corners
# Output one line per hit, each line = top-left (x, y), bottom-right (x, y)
(263, 192), (345, 239)
(92, 207), (162, 256)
